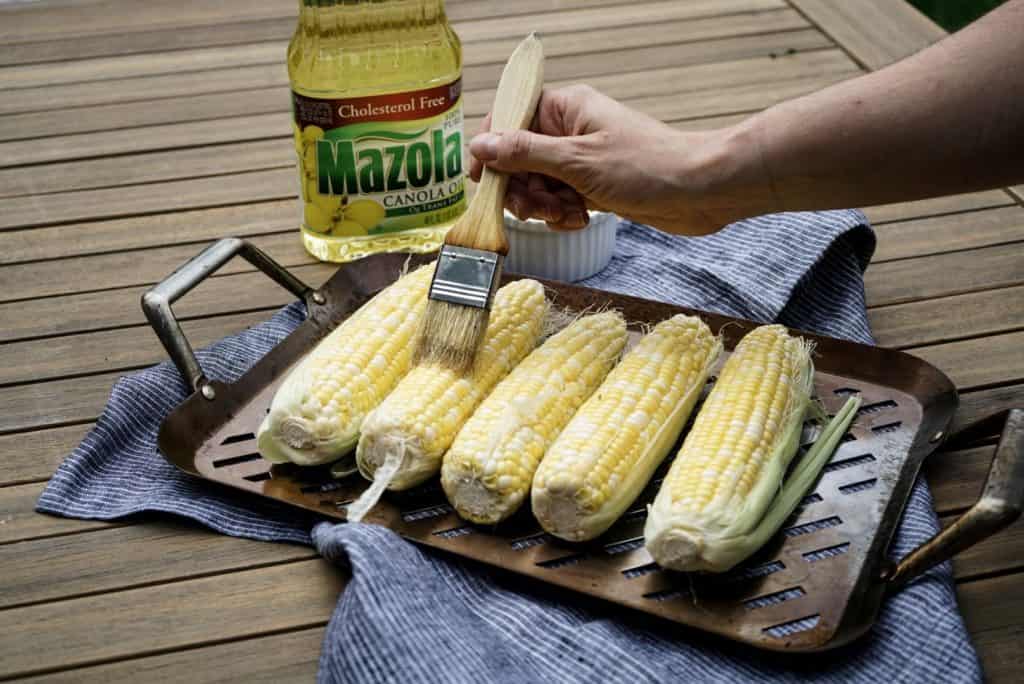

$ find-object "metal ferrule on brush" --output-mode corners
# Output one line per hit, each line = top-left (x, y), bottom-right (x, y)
(428, 245), (503, 309)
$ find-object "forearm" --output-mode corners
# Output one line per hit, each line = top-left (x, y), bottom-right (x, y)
(704, 0), (1024, 220)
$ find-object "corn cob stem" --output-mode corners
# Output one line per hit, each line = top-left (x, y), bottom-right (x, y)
(710, 395), (861, 564)
(644, 324), (860, 572)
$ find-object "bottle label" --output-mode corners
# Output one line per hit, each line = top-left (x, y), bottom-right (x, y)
(291, 78), (466, 238)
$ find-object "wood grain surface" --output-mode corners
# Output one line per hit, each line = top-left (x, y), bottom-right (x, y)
(1, 0), (1020, 682)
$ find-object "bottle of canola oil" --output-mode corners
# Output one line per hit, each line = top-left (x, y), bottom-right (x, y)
(288, 0), (466, 262)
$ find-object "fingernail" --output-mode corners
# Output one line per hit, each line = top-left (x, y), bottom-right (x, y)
(471, 133), (500, 160)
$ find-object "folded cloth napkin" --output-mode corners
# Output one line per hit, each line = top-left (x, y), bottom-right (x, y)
(38, 210), (981, 683)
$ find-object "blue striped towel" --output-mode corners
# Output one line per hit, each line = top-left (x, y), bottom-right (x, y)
(38, 211), (981, 683)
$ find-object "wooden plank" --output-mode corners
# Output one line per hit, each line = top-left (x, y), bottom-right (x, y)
(0, 0), (780, 66)
(1, 0), (765, 46)
(614, 71), (851, 128)
(0, 16), (293, 68)
(0, 81), (854, 238)
(0, 47), (851, 169)
(862, 191), (1015, 225)
(0, 0), (91, 13)
(789, 0), (944, 70)
(0, 533), (1015, 684)
(958, 573), (1024, 684)
(0, 12), (788, 139)
(0, 118), (768, 268)
(0, 87), (813, 210)
(0, 0), (614, 29)
(0, 33), (831, 198)
(873, 207), (1024, 263)
(0, 10), (808, 142)
(951, 383), (1024, 435)
(0, 310), (274, 385)
(0, 0), (295, 44)
(0, 423), (89, 486)
(971, 624), (1024, 684)
(0, 111), (290, 169)
(0, 196), (949, 316)
(0, 558), (344, 679)
(0, 200), (296, 266)
(0, 231), (314, 303)
(0, 114), (753, 266)
(869, 285), (1024, 349)
(0, 168), (296, 232)
(908, 330), (1024, 391)
(865, 243), (1024, 307)
(0, 97), (809, 213)
(0, 263), (333, 344)
(0, 85), (284, 143)
(925, 446), (991, 515)
(0, 370), (132, 435)
(463, 47), (850, 124)
(0, 7), (807, 92)
(944, 514), (1024, 581)
(0, 310), (277, 386)
(0, 1), (788, 115)
(353, 0), (782, 46)
(0, 521), (316, 610)
(0, 482), (118, 544)
(12, 627), (324, 684)
(0, 41), (286, 91)
(0, 139), (291, 200)
(1, 3), (1017, 681)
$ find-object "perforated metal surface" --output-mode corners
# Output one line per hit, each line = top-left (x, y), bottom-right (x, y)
(158, 252), (957, 652)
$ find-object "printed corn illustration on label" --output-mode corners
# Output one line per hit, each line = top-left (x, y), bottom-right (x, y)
(291, 79), (466, 238)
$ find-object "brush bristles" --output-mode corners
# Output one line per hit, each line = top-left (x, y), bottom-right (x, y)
(413, 300), (491, 375)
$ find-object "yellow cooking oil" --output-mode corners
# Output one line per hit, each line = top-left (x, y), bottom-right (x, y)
(288, 0), (465, 262)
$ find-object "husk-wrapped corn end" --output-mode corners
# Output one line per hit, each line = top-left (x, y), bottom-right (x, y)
(644, 323), (861, 573)
(441, 311), (629, 525)
(349, 278), (549, 520)
(256, 263), (433, 466)
(531, 314), (722, 542)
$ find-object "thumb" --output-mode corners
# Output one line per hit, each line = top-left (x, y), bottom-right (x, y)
(470, 130), (579, 184)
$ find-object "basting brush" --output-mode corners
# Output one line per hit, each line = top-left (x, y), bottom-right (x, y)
(412, 33), (545, 375)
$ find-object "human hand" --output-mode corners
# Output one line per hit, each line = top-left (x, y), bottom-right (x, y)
(468, 84), (750, 235)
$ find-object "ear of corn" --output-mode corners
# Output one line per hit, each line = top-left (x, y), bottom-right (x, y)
(644, 323), (860, 573)
(353, 278), (548, 507)
(256, 263), (433, 466)
(531, 314), (721, 542)
(441, 311), (628, 525)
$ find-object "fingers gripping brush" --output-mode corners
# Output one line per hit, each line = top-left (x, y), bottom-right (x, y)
(413, 33), (545, 376)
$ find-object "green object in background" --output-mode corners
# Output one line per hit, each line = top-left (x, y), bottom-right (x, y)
(908, 0), (1007, 32)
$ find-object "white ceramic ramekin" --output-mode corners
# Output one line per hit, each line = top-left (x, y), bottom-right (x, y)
(503, 210), (618, 282)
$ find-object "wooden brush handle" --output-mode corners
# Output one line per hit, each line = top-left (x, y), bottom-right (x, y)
(446, 33), (545, 254)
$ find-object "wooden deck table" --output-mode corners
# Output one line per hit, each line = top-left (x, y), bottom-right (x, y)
(1, 0), (1021, 680)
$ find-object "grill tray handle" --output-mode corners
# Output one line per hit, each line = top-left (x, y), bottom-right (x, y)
(882, 408), (1024, 589)
(141, 237), (318, 400)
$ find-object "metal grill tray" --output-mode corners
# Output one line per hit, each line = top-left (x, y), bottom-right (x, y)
(147, 240), (1023, 654)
